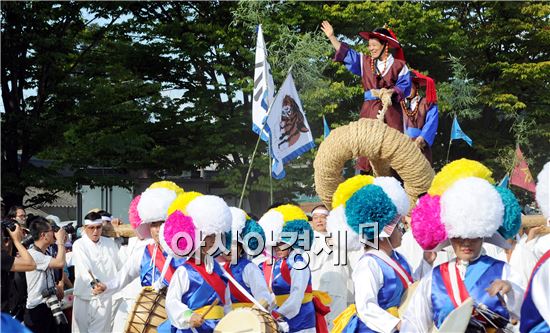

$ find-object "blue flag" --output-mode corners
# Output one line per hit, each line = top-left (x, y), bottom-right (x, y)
(323, 116), (331, 139)
(498, 174), (510, 188)
(450, 116), (473, 146)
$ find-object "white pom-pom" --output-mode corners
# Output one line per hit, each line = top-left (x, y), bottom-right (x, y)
(258, 210), (284, 247)
(327, 205), (363, 251)
(441, 177), (504, 239)
(374, 176), (411, 216)
(536, 162), (550, 219)
(186, 195), (232, 235)
(230, 207), (247, 241)
(137, 188), (177, 223)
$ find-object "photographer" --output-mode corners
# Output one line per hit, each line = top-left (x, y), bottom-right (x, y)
(1, 221), (36, 311)
(24, 217), (68, 333)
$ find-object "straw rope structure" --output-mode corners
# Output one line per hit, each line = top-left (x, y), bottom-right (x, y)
(313, 118), (434, 210)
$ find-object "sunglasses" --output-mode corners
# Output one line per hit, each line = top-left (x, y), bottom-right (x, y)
(87, 225), (102, 230)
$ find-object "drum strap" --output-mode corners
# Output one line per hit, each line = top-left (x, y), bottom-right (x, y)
(263, 259), (313, 293)
(367, 251), (413, 289)
(187, 259), (227, 304)
(223, 262), (250, 303)
(147, 244), (176, 285)
(440, 261), (470, 308)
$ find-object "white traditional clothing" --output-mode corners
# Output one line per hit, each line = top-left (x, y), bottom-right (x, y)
(307, 230), (351, 329)
(111, 237), (152, 332)
(520, 250), (550, 332)
(401, 255), (524, 332)
(71, 234), (122, 333)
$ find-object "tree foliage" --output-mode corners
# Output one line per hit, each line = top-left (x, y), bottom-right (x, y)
(2, 1), (549, 213)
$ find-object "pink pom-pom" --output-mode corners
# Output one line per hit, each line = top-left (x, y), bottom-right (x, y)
(411, 194), (447, 250)
(162, 211), (196, 257)
(129, 195), (142, 229)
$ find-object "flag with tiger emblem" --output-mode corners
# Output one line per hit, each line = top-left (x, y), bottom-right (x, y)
(265, 72), (315, 179)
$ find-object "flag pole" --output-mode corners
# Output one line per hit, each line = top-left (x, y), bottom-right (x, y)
(238, 130), (264, 209)
(446, 138), (452, 164)
(268, 139), (273, 205)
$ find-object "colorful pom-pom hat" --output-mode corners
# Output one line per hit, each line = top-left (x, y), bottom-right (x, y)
(410, 159), (522, 251)
(536, 161), (549, 220)
(135, 181), (182, 238)
(258, 204), (313, 251)
(227, 207), (266, 255)
(160, 195), (232, 258)
(327, 175), (410, 251)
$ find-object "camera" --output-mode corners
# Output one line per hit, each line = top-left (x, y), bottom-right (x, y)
(52, 223), (76, 235)
(1, 218), (18, 232)
(41, 287), (68, 325)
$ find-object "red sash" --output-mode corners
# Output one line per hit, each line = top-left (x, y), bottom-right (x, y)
(224, 262), (250, 303)
(440, 261), (470, 308)
(147, 244), (176, 284)
(187, 259), (227, 304)
(390, 258), (414, 289)
(263, 259), (312, 293)
(524, 250), (550, 298)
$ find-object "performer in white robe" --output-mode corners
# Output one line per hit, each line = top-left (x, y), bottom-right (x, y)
(222, 207), (273, 308)
(402, 160), (524, 333)
(164, 195), (233, 333)
(328, 176), (433, 333)
(519, 161), (550, 333)
(71, 212), (122, 333)
(307, 205), (351, 329)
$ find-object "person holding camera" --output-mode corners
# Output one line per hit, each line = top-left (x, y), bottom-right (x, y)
(23, 217), (68, 333)
(1, 221), (36, 311)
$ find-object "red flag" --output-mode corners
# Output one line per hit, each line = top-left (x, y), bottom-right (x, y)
(510, 146), (536, 193)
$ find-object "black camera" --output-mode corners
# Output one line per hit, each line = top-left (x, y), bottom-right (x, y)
(41, 287), (68, 325)
(52, 223), (76, 235)
(1, 218), (18, 232)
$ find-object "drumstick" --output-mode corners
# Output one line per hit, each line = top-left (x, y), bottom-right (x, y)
(199, 298), (219, 320)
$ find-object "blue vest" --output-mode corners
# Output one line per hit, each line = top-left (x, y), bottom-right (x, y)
(520, 254), (550, 333)
(345, 251), (412, 333)
(431, 255), (509, 329)
(139, 245), (186, 287)
(171, 260), (228, 333)
(226, 257), (253, 303)
(265, 256), (316, 332)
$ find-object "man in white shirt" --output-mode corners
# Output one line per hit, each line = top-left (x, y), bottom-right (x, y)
(71, 212), (122, 333)
(24, 217), (67, 333)
(307, 204), (351, 329)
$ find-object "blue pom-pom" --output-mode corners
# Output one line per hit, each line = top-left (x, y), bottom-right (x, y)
(345, 184), (397, 239)
(241, 219), (266, 252)
(281, 219), (314, 250)
(494, 186), (521, 239)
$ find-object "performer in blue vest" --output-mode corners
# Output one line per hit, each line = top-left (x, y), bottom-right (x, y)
(258, 204), (320, 333)
(520, 161), (550, 333)
(402, 161), (524, 332)
(329, 176), (433, 333)
(93, 182), (185, 332)
(222, 207), (272, 308)
(164, 195), (233, 333)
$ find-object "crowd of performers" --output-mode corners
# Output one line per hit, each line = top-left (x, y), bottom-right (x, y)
(60, 156), (547, 333)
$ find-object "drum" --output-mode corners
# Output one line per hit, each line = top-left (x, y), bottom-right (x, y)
(214, 308), (279, 333)
(432, 297), (473, 333)
(398, 281), (419, 318)
(124, 287), (168, 333)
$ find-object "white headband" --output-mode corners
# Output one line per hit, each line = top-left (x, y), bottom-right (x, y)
(84, 219), (103, 226)
(101, 216), (112, 222)
(311, 207), (329, 216)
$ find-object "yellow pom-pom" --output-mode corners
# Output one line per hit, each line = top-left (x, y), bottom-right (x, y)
(332, 175), (375, 208)
(148, 181), (184, 195)
(272, 204), (307, 223)
(428, 158), (495, 196)
(167, 191), (203, 215)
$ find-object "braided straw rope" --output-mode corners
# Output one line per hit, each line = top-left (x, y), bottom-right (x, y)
(370, 88), (394, 121)
(313, 118), (434, 210)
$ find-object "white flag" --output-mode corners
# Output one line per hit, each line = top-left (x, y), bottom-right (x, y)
(252, 24), (275, 141)
(265, 72), (315, 179)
